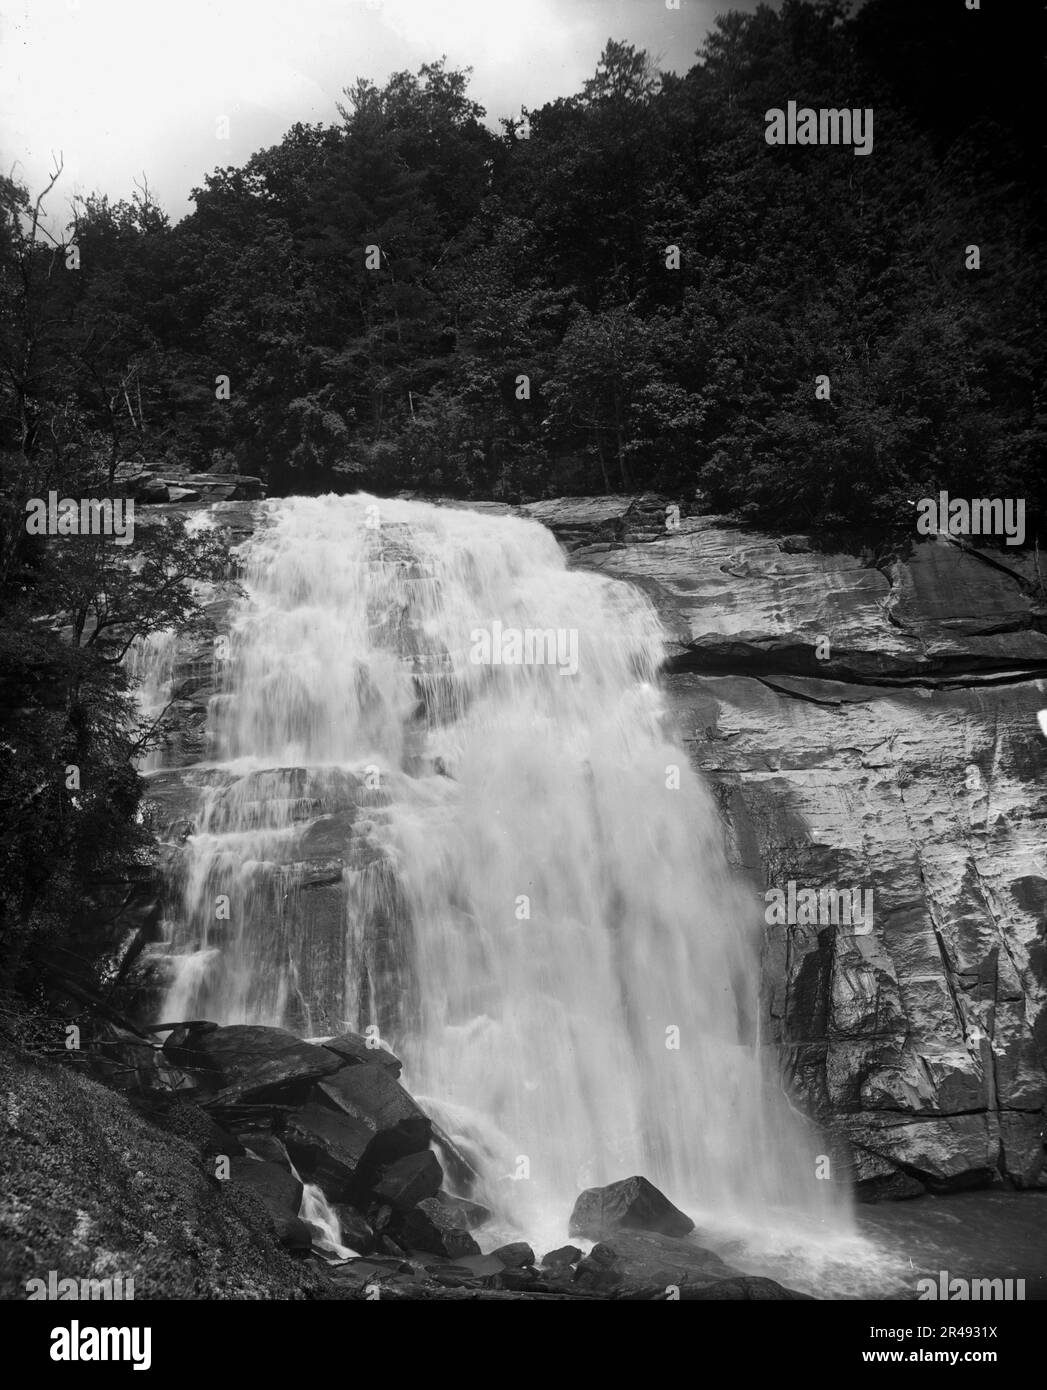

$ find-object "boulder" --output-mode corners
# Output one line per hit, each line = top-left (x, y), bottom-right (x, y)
(573, 1242), (622, 1293)
(332, 1204), (376, 1254)
(491, 1241), (536, 1268)
(318, 1063), (431, 1165)
(240, 1133), (293, 1169)
(321, 1031), (403, 1078)
(589, 1230), (737, 1294)
(541, 1245), (582, 1268)
(129, 473), (169, 503)
(398, 1197), (481, 1260)
(161, 1021), (219, 1068)
(283, 1100), (374, 1201)
(375, 1234), (409, 1258)
(433, 1191), (492, 1230)
(568, 1233), (785, 1299)
(679, 1277), (813, 1301)
(370, 1203), (393, 1232)
(370, 1150), (443, 1211)
(569, 1176), (694, 1240)
(180, 1024), (343, 1103)
(225, 1155), (304, 1248)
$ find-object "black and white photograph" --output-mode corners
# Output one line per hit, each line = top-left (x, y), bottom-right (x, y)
(0, 0), (1043, 1358)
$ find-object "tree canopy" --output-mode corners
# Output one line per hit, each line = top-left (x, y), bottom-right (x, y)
(2, 5), (1041, 526)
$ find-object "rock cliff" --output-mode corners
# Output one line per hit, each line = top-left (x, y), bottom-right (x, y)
(545, 496), (1047, 1197)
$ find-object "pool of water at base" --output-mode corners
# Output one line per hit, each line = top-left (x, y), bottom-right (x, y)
(692, 1192), (1047, 1300)
(476, 1191), (1047, 1300)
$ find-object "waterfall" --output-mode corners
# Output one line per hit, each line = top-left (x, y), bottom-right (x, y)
(297, 1179), (358, 1261)
(147, 493), (852, 1249)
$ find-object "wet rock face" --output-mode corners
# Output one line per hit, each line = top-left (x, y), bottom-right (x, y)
(569, 1176), (695, 1241)
(166, 1023), (342, 1103)
(86, 1019), (481, 1268)
(398, 1198), (481, 1260)
(563, 501), (1047, 1196)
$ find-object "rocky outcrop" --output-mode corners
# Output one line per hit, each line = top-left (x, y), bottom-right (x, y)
(164, 1022), (342, 1102)
(2, 1018), (510, 1294)
(549, 496), (1047, 1197)
(0, 1045), (329, 1299)
(574, 1233), (735, 1295)
(399, 1198), (481, 1259)
(569, 1176), (695, 1240)
(371, 1151), (443, 1210)
(115, 462), (264, 506)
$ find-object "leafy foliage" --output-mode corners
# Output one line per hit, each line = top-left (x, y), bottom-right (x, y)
(5, 8), (1041, 527)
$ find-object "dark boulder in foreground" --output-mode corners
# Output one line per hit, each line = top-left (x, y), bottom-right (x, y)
(371, 1150), (443, 1210)
(680, 1276), (813, 1301)
(321, 1031), (403, 1079)
(333, 1204), (376, 1255)
(568, 1176), (694, 1240)
(573, 1242), (622, 1292)
(568, 1233), (812, 1300)
(319, 1063), (431, 1166)
(241, 1132), (292, 1168)
(283, 1099), (374, 1201)
(433, 1190), (492, 1230)
(398, 1197), (481, 1259)
(165, 1023), (341, 1102)
(586, 1231), (735, 1292)
(542, 1244), (582, 1268)
(491, 1241), (536, 1268)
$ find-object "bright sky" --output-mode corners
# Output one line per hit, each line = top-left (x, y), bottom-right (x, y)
(0, 0), (760, 224)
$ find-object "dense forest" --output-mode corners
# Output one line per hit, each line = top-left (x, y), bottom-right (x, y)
(3, 0), (1043, 518)
(0, 0), (1043, 1004)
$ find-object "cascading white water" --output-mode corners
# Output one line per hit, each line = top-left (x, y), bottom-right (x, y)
(147, 493), (853, 1253)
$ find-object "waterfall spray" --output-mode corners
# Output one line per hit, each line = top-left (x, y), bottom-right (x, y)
(146, 493), (852, 1248)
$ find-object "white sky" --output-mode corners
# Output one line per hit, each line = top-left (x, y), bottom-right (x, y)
(0, 0), (760, 224)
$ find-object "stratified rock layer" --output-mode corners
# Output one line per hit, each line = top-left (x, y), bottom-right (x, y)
(554, 496), (1047, 1195)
